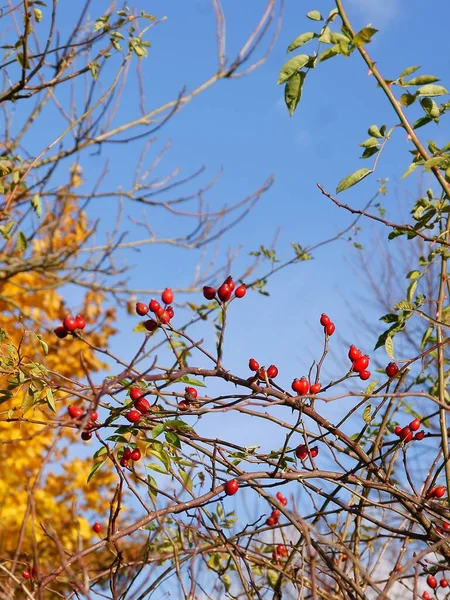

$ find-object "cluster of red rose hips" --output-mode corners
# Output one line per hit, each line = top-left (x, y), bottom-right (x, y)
(68, 405), (98, 440)
(248, 358), (279, 380)
(428, 485), (447, 499)
(295, 444), (319, 461)
(347, 345), (371, 381)
(266, 492), (288, 526)
(178, 386), (198, 410)
(422, 574), (449, 598)
(320, 313), (336, 336)
(123, 386), (155, 424)
(272, 543), (288, 561)
(54, 314), (86, 338)
(203, 276), (246, 303)
(135, 287), (175, 331)
(119, 446), (142, 467)
(291, 377), (321, 395)
(393, 418), (425, 442)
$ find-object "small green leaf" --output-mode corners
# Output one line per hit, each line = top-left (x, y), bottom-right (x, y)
(287, 32), (315, 52)
(404, 75), (440, 86)
(359, 137), (379, 148)
(417, 84), (448, 97)
(395, 301), (414, 311)
(407, 270), (422, 280)
(399, 65), (420, 78)
(87, 461), (105, 482)
(267, 569), (279, 588)
(400, 93), (417, 106)
(407, 279), (418, 302)
(31, 194), (42, 217)
(147, 463), (168, 475)
(278, 54), (310, 84)
(318, 46), (340, 62)
(179, 375), (207, 387)
(402, 163), (417, 179)
(17, 231), (27, 252)
(420, 97), (440, 119)
(147, 475), (158, 499)
(384, 336), (395, 360)
(306, 10), (322, 20)
(284, 71), (306, 116)
(46, 387), (56, 412)
(151, 423), (165, 438)
(336, 168), (372, 193)
(365, 380), (378, 396)
(363, 404), (372, 424)
(93, 446), (108, 459)
(368, 124), (383, 138)
(353, 27), (378, 47)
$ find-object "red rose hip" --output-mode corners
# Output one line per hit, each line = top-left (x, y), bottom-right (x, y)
(224, 479), (239, 496)
(161, 288), (174, 305)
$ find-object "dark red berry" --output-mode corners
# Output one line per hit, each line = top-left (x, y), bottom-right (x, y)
(415, 430), (425, 441)
(409, 418), (421, 432)
(144, 319), (158, 332)
(320, 313), (331, 326)
(92, 522), (102, 534)
(89, 410), (98, 421)
(235, 284), (246, 298)
(22, 571), (31, 579)
(63, 315), (78, 332)
(352, 355), (370, 373)
(224, 479), (239, 496)
(217, 283), (232, 302)
(325, 322), (336, 336)
(277, 544), (288, 557)
(123, 448), (132, 460)
(75, 314), (86, 329)
(266, 517), (276, 526)
(310, 383), (321, 394)
(136, 302), (149, 316)
(130, 387), (142, 401)
(258, 368), (267, 380)
(134, 397), (151, 414)
(161, 288), (174, 305)
(68, 405), (83, 419)
(359, 370), (371, 381)
(399, 427), (413, 443)
(427, 575), (437, 589)
(149, 299), (161, 313)
(203, 286), (216, 300)
(54, 325), (68, 338)
(131, 448), (142, 461)
(178, 400), (190, 411)
(310, 446), (319, 458)
(386, 362), (399, 378)
(120, 457), (129, 468)
(81, 431), (92, 441)
(348, 345), (362, 361)
(224, 276), (235, 292)
(435, 486), (446, 498)
(295, 444), (308, 460)
(249, 358), (260, 372)
(291, 377), (309, 396)
(125, 410), (141, 423)
(185, 386), (198, 399)
(394, 426), (402, 436)
(267, 365), (278, 378)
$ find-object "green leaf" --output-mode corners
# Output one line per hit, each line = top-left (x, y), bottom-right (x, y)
(420, 97), (440, 119)
(106, 434), (129, 443)
(336, 168), (372, 193)
(407, 279), (418, 302)
(353, 27), (378, 47)
(413, 116), (432, 130)
(46, 387), (56, 412)
(147, 463), (168, 475)
(87, 460), (105, 483)
(31, 194), (42, 217)
(151, 423), (165, 438)
(365, 380), (378, 396)
(36, 334), (48, 356)
(359, 137), (379, 148)
(287, 32), (315, 52)
(400, 93), (417, 107)
(407, 270), (422, 280)
(399, 65), (420, 78)
(93, 446), (108, 459)
(402, 162), (418, 179)
(267, 569), (279, 588)
(404, 75), (440, 86)
(179, 375), (207, 387)
(147, 475), (158, 499)
(368, 124), (383, 138)
(318, 46), (340, 62)
(17, 231), (27, 252)
(361, 146), (379, 159)
(363, 404), (372, 424)
(165, 431), (181, 448)
(384, 336), (395, 360)
(417, 84), (448, 97)
(395, 301), (414, 311)
(306, 10), (322, 20)
(284, 71), (306, 116)
(278, 54), (310, 84)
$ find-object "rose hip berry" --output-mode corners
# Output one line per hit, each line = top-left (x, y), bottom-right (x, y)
(292, 377), (309, 396)
(54, 325), (68, 338)
(161, 288), (174, 305)
(185, 386), (198, 399)
(89, 410), (98, 421)
(320, 313), (331, 326)
(352, 355), (369, 373)
(123, 448), (132, 460)
(120, 457), (129, 468)
(277, 544), (288, 557)
(325, 322), (336, 336)
(295, 444), (308, 460)
(415, 431), (425, 441)
(310, 383), (321, 394)
(399, 427), (413, 443)
(144, 319), (158, 332)
(435, 486), (446, 498)
(22, 571), (31, 579)
(81, 431), (92, 441)
(359, 370), (371, 381)
(92, 522), (102, 534)
(224, 479), (239, 496)
(249, 358), (260, 372)
(131, 448), (142, 461)
(134, 397), (151, 414)
(225, 276), (235, 291)
(149, 299), (161, 313)
(63, 315), (78, 332)
(235, 284), (246, 298)
(267, 365), (278, 378)
(68, 405), (83, 419)
(217, 283), (232, 302)
(348, 345), (362, 361)
(75, 314), (86, 329)
(441, 579), (449, 588)
(427, 575), (437, 589)
(409, 418), (421, 432)
(203, 286), (216, 300)
(136, 302), (149, 316)
(266, 516), (276, 526)
(130, 387), (142, 401)
(125, 410), (141, 423)
(386, 362), (399, 378)
(310, 446), (319, 458)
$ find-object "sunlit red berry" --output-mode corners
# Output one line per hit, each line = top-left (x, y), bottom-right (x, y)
(320, 313), (331, 326)
(310, 446), (319, 458)
(277, 544), (288, 557)
(75, 314), (86, 329)
(22, 571), (31, 579)
(166, 306), (175, 319)
(68, 405), (83, 419)
(435, 486), (446, 498)
(130, 387), (142, 401)
(276, 492), (284, 501)
(441, 579), (449, 588)
(134, 397), (151, 414)
(224, 479), (239, 496)
(292, 377), (309, 395)
(359, 370), (371, 381)
(422, 592), (430, 600)
(89, 411), (98, 421)
(409, 418), (421, 432)
(352, 355), (370, 373)
(348, 345), (362, 361)
(217, 283), (232, 302)
(271, 509), (280, 518)
(443, 521), (450, 531)
(280, 496), (288, 506)
(158, 310), (171, 324)
(385, 362), (399, 378)
(125, 410), (141, 423)
(249, 358), (260, 372)
(123, 448), (132, 460)
(427, 575), (437, 589)
(92, 522), (102, 534)
(149, 299), (161, 313)
(415, 430), (425, 441)
(63, 315), (78, 332)
(310, 383), (321, 394)
(258, 368), (267, 380)
(81, 431), (92, 441)
(235, 284), (246, 298)
(120, 457), (129, 468)
(266, 517), (276, 526)
(144, 319), (158, 332)
(267, 365), (278, 378)
(161, 288), (174, 305)
(203, 286), (216, 300)
(224, 276), (235, 292)
(131, 448), (142, 461)
(54, 325), (68, 338)
(394, 426), (402, 436)
(399, 427), (413, 443)
(325, 322), (336, 336)
(136, 302), (149, 316)
(295, 444), (308, 460)
(185, 386), (198, 399)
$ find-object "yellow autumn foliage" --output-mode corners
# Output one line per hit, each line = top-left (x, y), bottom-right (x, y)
(0, 187), (126, 587)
